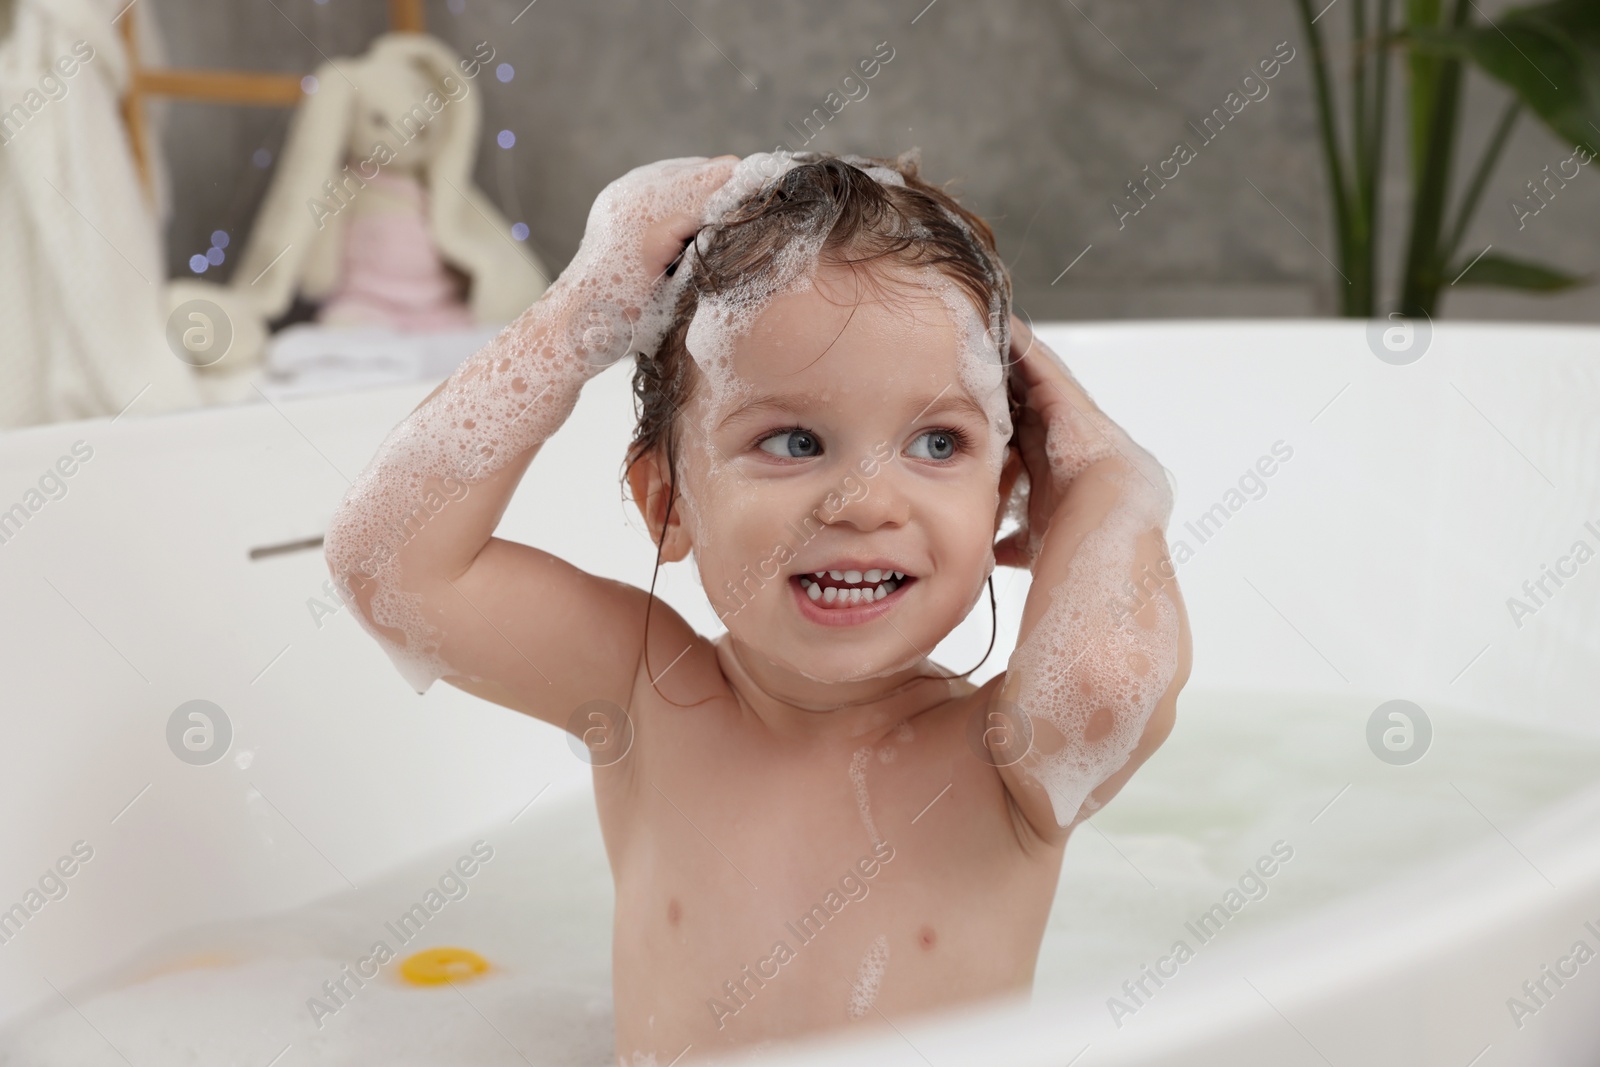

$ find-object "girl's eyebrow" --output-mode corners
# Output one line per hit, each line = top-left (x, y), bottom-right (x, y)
(718, 389), (990, 430)
(908, 387), (990, 425)
(714, 393), (815, 431)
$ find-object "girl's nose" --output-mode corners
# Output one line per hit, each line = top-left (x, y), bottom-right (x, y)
(820, 460), (909, 531)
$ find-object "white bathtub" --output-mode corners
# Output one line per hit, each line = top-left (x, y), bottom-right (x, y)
(0, 320), (1595, 1065)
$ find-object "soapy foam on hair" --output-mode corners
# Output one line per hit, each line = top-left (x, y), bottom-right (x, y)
(921, 267), (1012, 479)
(1003, 372), (1182, 828)
(679, 152), (831, 417)
(673, 151), (828, 556)
(846, 935), (890, 1019)
(836, 152), (907, 188)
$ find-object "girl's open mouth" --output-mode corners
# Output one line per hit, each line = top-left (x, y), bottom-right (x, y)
(790, 569), (915, 625)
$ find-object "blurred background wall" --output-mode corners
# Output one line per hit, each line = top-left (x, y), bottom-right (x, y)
(149, 0), (1600, 323)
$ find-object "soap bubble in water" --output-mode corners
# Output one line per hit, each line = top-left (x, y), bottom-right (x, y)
(566, 699), (634, 766)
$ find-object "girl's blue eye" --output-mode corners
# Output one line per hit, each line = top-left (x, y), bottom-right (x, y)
(908, 429), (963, 461)
(757, 428), (821, 458)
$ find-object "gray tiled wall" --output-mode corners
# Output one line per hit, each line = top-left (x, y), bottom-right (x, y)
(147, 0), (1599, 322)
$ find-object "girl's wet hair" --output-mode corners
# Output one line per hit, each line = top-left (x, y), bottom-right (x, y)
(624, 150), (1020, 483)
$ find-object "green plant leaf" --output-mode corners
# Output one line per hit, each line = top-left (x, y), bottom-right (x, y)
(1410, 0), (1600, 152)
(1407, 0), (1446, 186)
(1448, 251), (1590, 289)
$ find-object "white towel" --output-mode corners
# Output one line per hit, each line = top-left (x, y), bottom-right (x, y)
(0, 0), (202, 430)
(256, 322), (502, 402)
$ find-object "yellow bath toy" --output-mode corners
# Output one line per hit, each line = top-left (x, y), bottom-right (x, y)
(398, 946), (491, 986)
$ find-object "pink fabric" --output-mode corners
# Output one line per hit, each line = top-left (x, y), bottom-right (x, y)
(317, 169), (475, 331)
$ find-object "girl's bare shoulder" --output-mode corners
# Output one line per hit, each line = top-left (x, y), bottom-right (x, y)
(621, 595), (737, 718)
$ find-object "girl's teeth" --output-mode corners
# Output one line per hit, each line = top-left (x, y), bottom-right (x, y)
(797, 574), (904, 608)
(844, 569), (862, 583)
(864, 568), (882, 583)
(829, 570), (844, 580)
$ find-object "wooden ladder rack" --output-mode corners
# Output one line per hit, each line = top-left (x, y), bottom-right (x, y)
(116, 0), (426, 195)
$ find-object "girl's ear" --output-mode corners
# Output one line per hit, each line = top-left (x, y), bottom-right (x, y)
(985, 441), (1024, 550)
(626, 449), (692, 563)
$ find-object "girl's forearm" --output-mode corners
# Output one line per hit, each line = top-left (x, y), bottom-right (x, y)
(320, 155), (740, 693)
(328, 295), (574, 566)
(322, 281), (601, 677)
(1002, 411), (1187, 831)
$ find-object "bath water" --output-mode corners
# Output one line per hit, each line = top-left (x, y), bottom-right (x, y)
(5, 692), (1596, 1066)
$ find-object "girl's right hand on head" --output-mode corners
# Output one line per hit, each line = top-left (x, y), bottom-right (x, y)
(556, 155), (740, 368)
(635, 155), (742, 281)
(580, 155), (741, 289)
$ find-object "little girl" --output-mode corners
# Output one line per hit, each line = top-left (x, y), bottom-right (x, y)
(324, 149), (1192, 1065)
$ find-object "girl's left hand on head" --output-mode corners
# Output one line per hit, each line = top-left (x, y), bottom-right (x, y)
(993, 315), (1113, 569)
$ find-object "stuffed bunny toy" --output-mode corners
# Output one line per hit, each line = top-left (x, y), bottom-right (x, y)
(228, 32), (547, 343)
